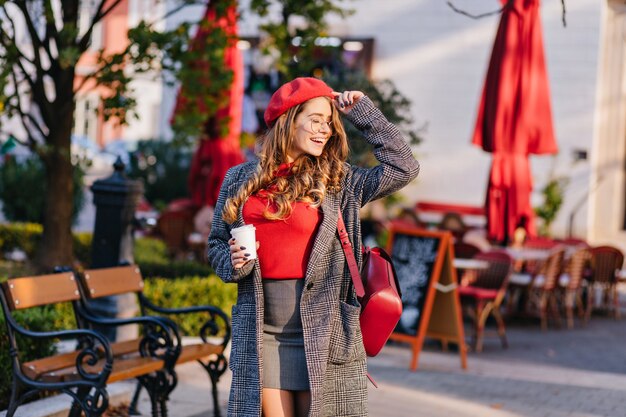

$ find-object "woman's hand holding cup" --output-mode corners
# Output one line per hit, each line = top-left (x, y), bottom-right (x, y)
(229, 224), (259, 269)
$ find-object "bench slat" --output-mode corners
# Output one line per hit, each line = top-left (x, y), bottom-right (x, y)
(22, 349), (83, 380)
(3, 273), (79, 310)
(110, 338), (224, 364)
(81, 266), (144, 298)
(177, 343), (223, 364)
(34, 356), (164, 383)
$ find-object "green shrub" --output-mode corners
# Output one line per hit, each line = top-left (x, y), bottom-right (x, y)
(134, 237), (214, 278)
(143, 275), (236, 336)
(127, 140), (193, 211)
(73, 232), (93, 266)
(134, 237), (169, 264)
(0, 224), (92, 266)
(0, 223), (43, 258)
(0, 156), (86, 224)
(138, 260), (214, 280)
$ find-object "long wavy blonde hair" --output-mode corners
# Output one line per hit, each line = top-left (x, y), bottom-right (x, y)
(222, 97), (349, 223)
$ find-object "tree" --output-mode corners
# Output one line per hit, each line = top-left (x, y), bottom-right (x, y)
(0, 0), (235, 271)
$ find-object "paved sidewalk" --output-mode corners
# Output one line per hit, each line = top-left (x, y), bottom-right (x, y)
(133, 315), (626, 417)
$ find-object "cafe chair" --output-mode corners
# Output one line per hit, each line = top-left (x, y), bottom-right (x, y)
(454, 242), (483, 259)
(559, 247), (593, 328)
(439, 211), (467, 241)
(458, 250), (513, 352)
(588, 246), (625, 318)
(525, 246), (566, 330)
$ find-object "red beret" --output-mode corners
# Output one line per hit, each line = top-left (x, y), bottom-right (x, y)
(264, 77), (334, 127)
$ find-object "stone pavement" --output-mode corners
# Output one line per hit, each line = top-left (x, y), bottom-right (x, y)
(132, 314), (626, 417)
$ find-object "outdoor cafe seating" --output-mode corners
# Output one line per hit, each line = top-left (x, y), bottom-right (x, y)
(560, 247), (593, 328)
(458, 250), (513, 352)
(588, 246), (625, 318)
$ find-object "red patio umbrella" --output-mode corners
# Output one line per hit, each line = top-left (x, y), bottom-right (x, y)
(472, 0), (558, 244)
(174, 3), (244, 208)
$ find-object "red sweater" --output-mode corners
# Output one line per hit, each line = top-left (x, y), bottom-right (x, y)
(242, 165), (322, 279)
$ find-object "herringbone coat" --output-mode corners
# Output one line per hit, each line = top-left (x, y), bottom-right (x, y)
(207, 97), (420, 417)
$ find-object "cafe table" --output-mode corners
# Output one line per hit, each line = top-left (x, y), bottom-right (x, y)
(504, 247), (551, 261)
(452, 258), (489, 270)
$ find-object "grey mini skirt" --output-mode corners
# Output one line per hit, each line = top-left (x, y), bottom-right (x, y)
(263, 279), (310, 391)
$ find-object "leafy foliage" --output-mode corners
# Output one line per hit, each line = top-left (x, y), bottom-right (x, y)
(143, 275), (237, 336)
(127, 139), (193, 210)
(248, 0), (354, 78)
(324, 71), (423, 166)
(0, 156), (87, 224)
(134, 237), (215, 278)
(535, 177), (569, 237)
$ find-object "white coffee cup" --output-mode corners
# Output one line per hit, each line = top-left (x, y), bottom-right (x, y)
(230, 225), (257, 260)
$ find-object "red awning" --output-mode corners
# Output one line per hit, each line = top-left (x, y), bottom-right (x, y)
(472, 0), (558, 244)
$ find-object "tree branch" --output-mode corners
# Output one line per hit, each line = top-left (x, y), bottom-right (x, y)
(446, 0), (513, 20)
(0, 5), (36, 66)
(43, 0), (61, 61)
(15, 0), (54, 62)
(9, 67), (46, 148)
(77, 0), (123, 52)
(447, 0), (567, 27)
(74, 43), (132, 94)
(160, 0), (206, 23)
(13, 0), (52, 116)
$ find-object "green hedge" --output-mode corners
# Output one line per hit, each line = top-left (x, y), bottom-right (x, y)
(0, 156), (86, 224)
(0, 223), (92, 266)
(134, 237), (214, 279)
(143, 275), (236, 336)
(0, 226), (214, 279)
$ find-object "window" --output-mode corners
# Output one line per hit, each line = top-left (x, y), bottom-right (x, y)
(73, 94), (99, 143)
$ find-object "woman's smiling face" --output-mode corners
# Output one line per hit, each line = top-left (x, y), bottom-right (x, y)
(287, 97), (333, 162)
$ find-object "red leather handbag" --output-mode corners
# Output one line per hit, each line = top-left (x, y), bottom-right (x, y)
(337, 213), (403, 358)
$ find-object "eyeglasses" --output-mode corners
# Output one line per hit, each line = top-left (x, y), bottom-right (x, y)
(309, 118), (333, 134)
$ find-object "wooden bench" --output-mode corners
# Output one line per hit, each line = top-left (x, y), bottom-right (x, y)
(0, 272), (176, 417)
(77, 265), (231, 417)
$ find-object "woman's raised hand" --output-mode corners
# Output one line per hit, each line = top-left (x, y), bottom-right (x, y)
(332, 90), (365, 114)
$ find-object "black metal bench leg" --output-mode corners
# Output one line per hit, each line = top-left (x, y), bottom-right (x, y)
(129, 382), (143, 415)
(138, 371), (174, 417)
(5, 380), (22, 417)
(201, 354), (227, 417)
(69, 386), (92, 417)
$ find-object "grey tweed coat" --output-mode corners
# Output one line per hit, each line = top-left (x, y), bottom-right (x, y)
(207, 96), (420, 417)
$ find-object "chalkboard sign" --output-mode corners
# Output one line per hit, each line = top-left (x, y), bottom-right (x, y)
(386, 226), (467, 371)
(390, 232), (441, 335)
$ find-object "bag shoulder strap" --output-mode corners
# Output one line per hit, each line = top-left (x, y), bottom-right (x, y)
(337, 211), (365, 299)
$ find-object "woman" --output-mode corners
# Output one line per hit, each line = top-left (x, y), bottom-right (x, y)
(207, 77), (419, 417)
